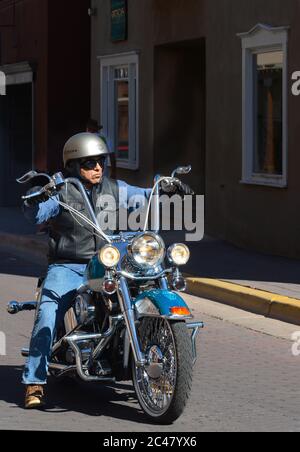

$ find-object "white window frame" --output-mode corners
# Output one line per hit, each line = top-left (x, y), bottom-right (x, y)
(98, 52), (139, 170)
(237, 24), (289, 188)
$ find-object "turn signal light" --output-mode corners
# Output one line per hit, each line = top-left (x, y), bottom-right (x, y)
(102, 279), (117, 295)
(170, 307), (191, 316)
(172, 276), (187, 292)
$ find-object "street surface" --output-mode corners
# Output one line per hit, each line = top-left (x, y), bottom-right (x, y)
(0, 246), (299, 432)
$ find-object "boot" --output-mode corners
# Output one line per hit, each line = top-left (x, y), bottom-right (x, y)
(25, 385), (45, 409)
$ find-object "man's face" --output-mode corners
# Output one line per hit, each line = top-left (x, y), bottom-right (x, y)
(79, 157), (105, 185)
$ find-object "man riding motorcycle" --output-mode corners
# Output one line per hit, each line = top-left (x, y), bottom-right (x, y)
(22, 132), (193, 409)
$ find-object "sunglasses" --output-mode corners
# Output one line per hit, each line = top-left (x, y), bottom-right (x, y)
(80, 158), (105, 170)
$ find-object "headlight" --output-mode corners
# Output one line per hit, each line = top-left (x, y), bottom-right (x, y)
(168, 244), (190, 266)
(99, 245), (120, 268)
(129, 233), (165, 269)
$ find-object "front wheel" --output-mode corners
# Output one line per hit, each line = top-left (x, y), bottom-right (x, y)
(132, 318), (193, 424)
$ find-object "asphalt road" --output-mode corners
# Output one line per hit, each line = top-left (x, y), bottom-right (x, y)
(0, 246), (299, 432)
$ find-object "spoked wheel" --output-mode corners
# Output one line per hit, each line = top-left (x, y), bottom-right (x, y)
(132, 317), (193, 424)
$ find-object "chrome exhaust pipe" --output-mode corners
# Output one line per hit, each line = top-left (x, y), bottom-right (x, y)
(23, 321), (119, 382)
(65, 337), (116, 383)
(48, 363), (78, 378)
(7, 301), (37, 315)
(22, 349), (77, 377)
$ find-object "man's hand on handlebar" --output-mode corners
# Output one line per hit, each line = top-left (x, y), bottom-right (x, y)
(161, 179), (195, 196)
(23, 186), (50, 206)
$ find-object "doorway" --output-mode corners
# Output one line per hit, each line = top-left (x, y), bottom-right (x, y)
(0, 83), (33, 206)
(154, 39), (206, 194)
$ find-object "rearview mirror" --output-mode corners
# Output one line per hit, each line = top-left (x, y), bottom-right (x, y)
(16, 170), (52, 184)
(171, 165), (192, 178)
(16, 171), (39, 184)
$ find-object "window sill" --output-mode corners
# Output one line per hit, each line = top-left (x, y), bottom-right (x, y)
(240, 178), (287, 189)
(116, 160), (139, 171)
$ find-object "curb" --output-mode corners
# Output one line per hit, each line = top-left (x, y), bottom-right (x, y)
(186, 277), (300, 326)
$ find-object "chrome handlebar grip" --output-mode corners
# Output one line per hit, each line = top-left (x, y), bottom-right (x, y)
(7, 301), (37, 315)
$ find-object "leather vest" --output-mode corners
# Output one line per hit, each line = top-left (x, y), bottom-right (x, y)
(48, 177), (119, 264)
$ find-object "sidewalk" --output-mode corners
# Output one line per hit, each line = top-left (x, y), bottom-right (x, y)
(1, 207), (300, 324)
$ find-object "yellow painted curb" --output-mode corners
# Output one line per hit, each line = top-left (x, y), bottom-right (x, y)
(269, 295), (300, 325)
(185, 277), (300, 326)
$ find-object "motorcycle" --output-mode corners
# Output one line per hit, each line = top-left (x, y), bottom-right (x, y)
(7, 167), (204, 424)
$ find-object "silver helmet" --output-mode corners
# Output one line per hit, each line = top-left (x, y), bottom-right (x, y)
(63, 132), (110, 167)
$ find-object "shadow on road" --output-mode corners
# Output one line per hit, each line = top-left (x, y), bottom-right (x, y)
(0, 247), (46, 279)
(0, 365), (154, 425)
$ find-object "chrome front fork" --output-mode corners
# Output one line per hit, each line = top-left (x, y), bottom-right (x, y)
(117, 277), (146, 367)
(117, 277), (204, 368)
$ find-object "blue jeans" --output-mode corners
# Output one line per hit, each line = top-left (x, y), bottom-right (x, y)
(22, 263), (87, 385)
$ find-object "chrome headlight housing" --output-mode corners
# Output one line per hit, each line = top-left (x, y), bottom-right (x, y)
(128, 233), (165, 270)
(168, 244), (190, 266)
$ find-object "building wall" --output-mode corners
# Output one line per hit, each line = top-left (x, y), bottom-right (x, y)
(0, 0), (49, 170)
(91, 0), (206, 186)
(0, 0), (91, 176)
(47, 0), (91, 173)
(91, 0), (300, 258)
(91, 0), (155, 185)
(205, 0), (300, 257)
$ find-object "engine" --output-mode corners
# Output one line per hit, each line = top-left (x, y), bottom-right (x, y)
(74, 292), (95, 325)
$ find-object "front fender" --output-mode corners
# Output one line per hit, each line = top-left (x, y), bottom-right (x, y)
(133, 289), (193, 320)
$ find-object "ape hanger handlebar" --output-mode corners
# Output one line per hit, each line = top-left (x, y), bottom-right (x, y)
(18, 165), (192, 239)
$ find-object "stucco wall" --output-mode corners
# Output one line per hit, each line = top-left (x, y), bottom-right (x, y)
(47, 0), (91, 172)
(91, 0), (206, 186)
(91, 0), (300, 258)
(0, 0), (49, 170)
(205, 0), (300, 257)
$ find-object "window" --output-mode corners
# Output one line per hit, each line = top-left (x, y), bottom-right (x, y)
(238, 24), (289, 187)
(254, 51), (283, 176)
(100, 52), (139, 170)
(114, 67), (129, 161)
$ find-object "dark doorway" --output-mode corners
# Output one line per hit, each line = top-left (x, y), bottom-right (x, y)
(154, 39), (206, 194)
(0, 83), (33, 206)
